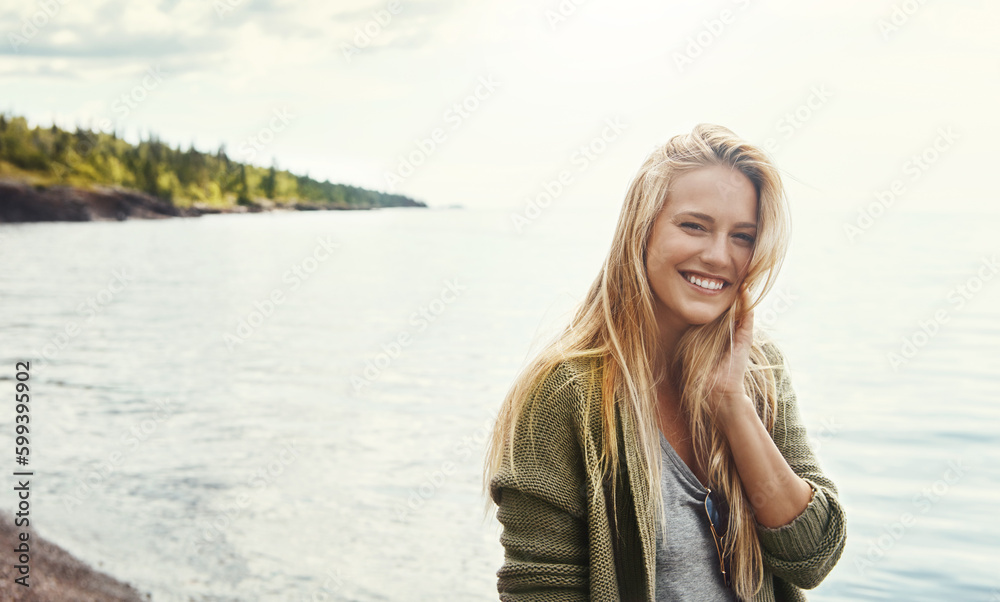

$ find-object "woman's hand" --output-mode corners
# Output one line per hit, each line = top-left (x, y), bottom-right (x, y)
(705, 291), (756, 433)
(705, 314), (817, 530)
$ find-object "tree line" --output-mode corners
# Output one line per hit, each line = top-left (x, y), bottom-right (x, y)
(0, 114), (423, 209)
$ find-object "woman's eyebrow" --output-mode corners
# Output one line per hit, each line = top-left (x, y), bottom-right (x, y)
(674, 211), (757, 230)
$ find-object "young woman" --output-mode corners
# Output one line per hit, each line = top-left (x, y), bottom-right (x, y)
(482, 124), (846, 601)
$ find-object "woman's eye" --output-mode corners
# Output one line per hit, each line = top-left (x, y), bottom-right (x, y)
(680, 222), (705, 231)
(735, 233), (756, 244)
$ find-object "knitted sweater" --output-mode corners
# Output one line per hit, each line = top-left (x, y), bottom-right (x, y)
(489, 342), (847, 601)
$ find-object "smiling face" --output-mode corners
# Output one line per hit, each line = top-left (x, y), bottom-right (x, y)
(645, 164), (758, 339)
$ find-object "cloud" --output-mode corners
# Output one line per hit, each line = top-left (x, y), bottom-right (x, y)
(1, 0), (467, 79)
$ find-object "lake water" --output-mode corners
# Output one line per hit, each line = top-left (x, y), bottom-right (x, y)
(0, 204), (998, 601)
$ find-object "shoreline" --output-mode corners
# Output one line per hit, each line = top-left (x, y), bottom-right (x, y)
(0, 179), (424, 224)
(0, 511), (145, 601)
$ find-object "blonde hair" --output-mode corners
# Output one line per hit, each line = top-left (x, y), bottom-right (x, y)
(482, 123), (791, 600)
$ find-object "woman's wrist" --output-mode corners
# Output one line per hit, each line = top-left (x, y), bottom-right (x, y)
(713, 393), (756, 435)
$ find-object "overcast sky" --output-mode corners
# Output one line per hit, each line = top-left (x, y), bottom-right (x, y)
(2, 0), (997, 214)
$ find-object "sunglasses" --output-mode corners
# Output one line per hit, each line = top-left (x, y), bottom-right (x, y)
(703, 487), (732, 588)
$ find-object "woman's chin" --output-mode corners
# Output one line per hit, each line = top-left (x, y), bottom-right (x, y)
(683, 310), (727, 327)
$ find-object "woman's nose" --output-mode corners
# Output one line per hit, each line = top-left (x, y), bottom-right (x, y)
(700, 234), (729, 266)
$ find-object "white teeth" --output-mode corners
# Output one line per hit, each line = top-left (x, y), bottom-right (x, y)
(684, 273), (725, 290)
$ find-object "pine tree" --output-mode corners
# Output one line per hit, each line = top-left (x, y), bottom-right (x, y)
(237, 164), (250, 204)
(263, 162), (277, 199)
(142, 156), (159, 197)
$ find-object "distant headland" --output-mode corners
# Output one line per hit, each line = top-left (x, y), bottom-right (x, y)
(0, 114), (425, 223)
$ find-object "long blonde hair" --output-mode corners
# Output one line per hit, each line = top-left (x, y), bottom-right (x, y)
(482, 123), (791, 600)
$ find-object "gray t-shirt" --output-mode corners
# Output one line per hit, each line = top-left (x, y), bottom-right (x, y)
(655, 430), (737, 601)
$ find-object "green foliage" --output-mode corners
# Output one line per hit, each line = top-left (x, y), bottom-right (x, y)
(0, 114), (423, 209)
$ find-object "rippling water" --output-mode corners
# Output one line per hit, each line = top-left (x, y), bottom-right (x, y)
(0, 204), (998, 601)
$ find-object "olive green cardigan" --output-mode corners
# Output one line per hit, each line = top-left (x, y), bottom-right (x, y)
(489, 342), (847, 601)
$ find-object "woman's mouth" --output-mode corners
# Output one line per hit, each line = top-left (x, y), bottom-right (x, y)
(680, 271), (729, 294)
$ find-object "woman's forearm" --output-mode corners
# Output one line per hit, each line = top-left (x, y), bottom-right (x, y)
(716, 394), (814, 528)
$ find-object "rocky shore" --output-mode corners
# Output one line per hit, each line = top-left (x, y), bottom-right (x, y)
(0, 511), (145, 601)
(0, 179), (398, 223)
